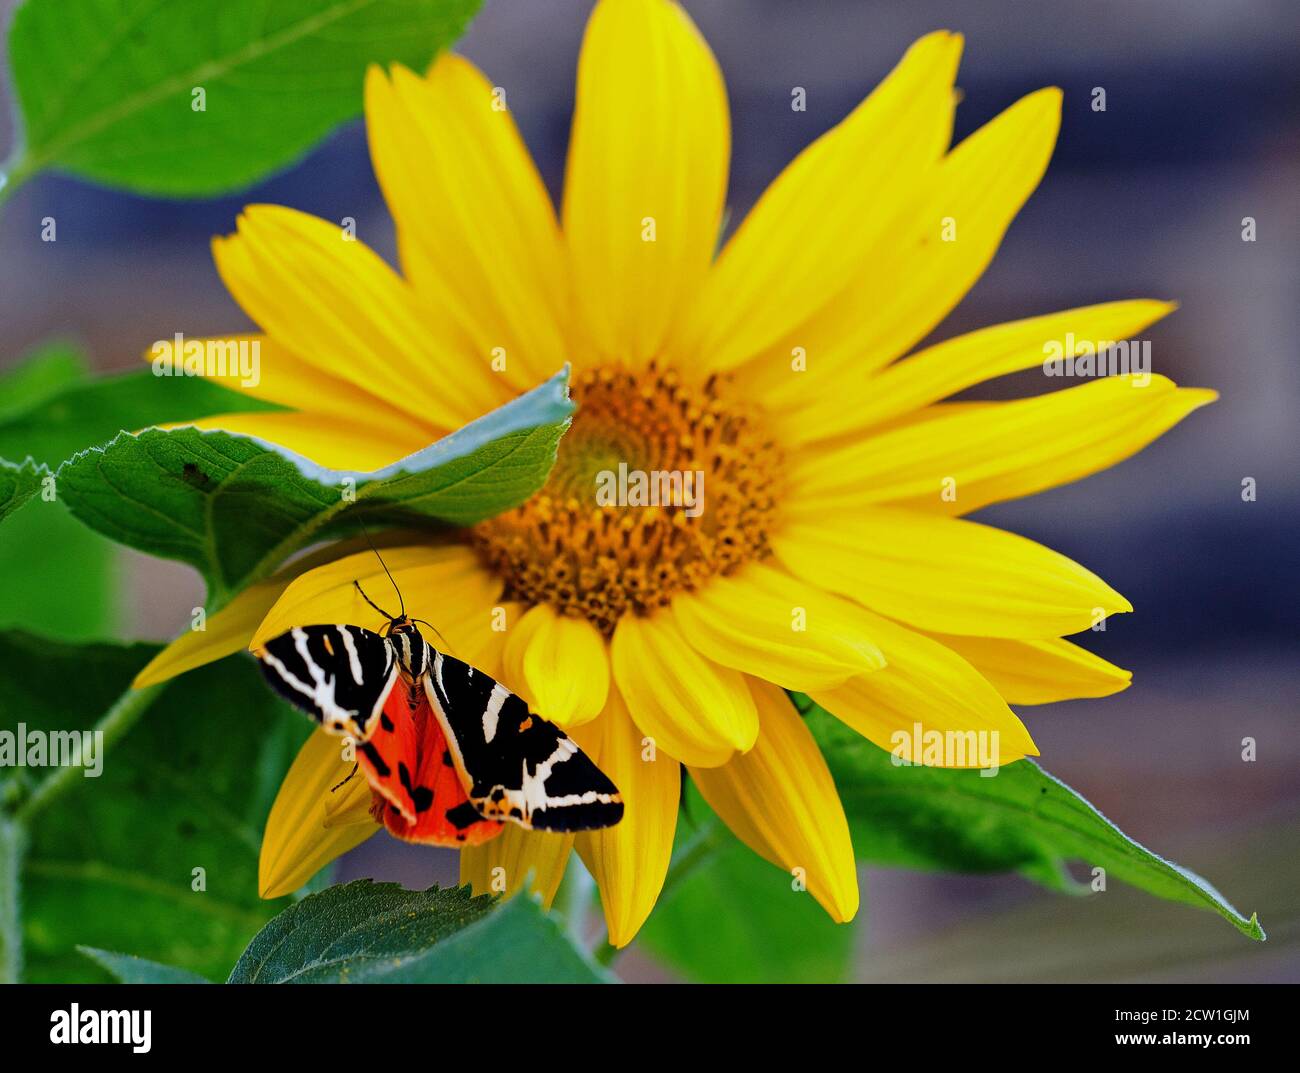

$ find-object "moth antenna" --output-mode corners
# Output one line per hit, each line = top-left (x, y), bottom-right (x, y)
(411, 617), (452, 652)
(356, 519), (405, 617)
(354, 580), (393, 623)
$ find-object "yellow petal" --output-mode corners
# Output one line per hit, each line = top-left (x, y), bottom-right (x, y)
(689, 678), (858, 923)
(745, 85), (1061, 407)
(574, 685), (679, 948)
(132, 533), (433, 689)
(213, 204), (511, 432)
(788, 375), (1217, 516)
(501, 603), (609, 726)
(672, 561), (884, 690)
(174, 411), (421, 471)
(680, 31), (963, 372)
(926, 633), (1132, 705)
(259, 728), (379, 899)
(811, 609), (1038, 766)
(459, 826), (574, 910)
(454, 600), (526, 682)
(133, 578), (285, 689)
(250, 543), (502, 654)
(772, 299), (1177, 447)
(564, 0), (729, 362)
(143, 333), (431, 444)
(611, 610), (757, 767)
(366, 58), (568, 391)
(772, 509), (1131, 638)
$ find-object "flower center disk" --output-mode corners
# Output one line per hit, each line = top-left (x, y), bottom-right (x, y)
(471, 363), (783, 634)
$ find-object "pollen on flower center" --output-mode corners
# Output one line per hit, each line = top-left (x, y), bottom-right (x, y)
(470, 363), (784, 634)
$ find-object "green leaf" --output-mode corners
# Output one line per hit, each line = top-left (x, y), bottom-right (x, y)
(0, 346), (116, 636)
(55, 368), (574, 607)
(0, 368), (278, 470)
(229, 880), (611, 983)
(0, 342), (86, 421)
(0, 634), (309, 981)
(637, 809), (856, 983)
(802, 699), (1265, 940)
(0, 495), (116, 639)
(0, 458), (46, 523)
(6, 0), (483, 196)
(0, 342), (275, 518)
(78, 947), (212, 984)
(0, 343), (269, 636)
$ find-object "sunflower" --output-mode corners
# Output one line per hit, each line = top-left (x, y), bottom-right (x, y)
(135, 0), (1213, 948)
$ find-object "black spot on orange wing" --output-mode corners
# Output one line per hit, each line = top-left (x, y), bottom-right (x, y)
(445, 802), (483, 830)
(398, 762), (434, 813)
(358, 742), (390, 778)
(356, 680), (422, 824)
(378, 692), (502, 849)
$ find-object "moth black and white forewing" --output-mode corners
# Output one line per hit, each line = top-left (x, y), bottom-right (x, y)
(256, 624), (399, 742)
(424, 651), (623, 833)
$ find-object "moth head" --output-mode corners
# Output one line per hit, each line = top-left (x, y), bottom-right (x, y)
(385, 616), (431, 679)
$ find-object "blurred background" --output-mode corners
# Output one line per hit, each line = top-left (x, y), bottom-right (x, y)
(1, 0), (1296, 981)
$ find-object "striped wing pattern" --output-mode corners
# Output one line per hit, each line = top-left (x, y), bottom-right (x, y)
(358, 683), (504, 848)
(256, 624), (398, 741)
(426, 651), (624, 833)
(257, 623), (623, 836)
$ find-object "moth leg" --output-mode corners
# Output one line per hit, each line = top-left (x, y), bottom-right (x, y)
(330, 763), (359, 793)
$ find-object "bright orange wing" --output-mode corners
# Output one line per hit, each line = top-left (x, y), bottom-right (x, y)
(358, 681), (503, 847)
(355, 680), (423, 824)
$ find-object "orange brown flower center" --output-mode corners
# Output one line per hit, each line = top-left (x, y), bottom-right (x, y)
(470, 363), (784, 634)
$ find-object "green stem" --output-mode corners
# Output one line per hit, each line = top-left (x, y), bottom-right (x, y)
(0, 818), (26, 983)
(14, 683), (164, 824)
(593, 933), (620, 967)
(659, 822), (720, 899)
(0, 682), (164, 980)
